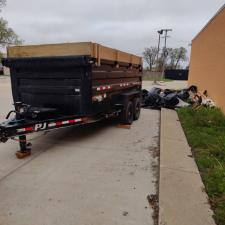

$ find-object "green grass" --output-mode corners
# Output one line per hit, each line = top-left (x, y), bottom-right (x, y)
(142, 76), (173, 82)
(177, 107), (225, 225)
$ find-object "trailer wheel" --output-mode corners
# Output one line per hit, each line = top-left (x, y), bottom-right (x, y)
(121, 101), (133, 124)
(133, 98), (141, 120)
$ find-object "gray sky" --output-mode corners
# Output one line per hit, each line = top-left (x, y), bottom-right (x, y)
(1, 0), (225, 59)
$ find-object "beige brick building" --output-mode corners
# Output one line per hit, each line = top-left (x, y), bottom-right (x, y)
(188, 4), (225, 112)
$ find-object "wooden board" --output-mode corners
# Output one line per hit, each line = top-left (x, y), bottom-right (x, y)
(7, 42), (142, 66)
(7, 42), (93, 58)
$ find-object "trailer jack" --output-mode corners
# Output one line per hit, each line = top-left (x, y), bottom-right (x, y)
(15, 135), (32, 159)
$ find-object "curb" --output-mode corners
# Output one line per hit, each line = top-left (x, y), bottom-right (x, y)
(159, 108), (215, 225)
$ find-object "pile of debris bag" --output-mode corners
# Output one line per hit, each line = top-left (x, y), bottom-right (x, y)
(142, 85), (215, 109)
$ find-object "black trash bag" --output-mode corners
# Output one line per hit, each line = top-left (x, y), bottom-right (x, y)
(149, 87), (162, 95)
(163, 89), (176, 95)
(177, 89), (190, 101)
(142, 89), (149, 103)
(161, 93), (179, 108)
(142, 89), (151, 107)
(144, 87), (162, 108)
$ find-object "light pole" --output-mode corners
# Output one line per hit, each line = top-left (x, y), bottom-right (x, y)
(161, 29), (172, 78)
(153, 30), (163, 84)
(156, 30), (163, 62)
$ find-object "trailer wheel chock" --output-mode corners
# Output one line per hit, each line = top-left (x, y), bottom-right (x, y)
(116, 124), (131, 129)
(15, 151), (31, 159)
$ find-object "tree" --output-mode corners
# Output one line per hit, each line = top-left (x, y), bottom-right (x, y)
(167, 47), (187, 69)
(0, 0), (6, 9)
(0, 0), (22, 48)
(167, 48), (176, 69)
(154, 47), (171, 71)
(143, 47), (158, 71)
(0, 18), (22, 46)
(143, 45), (188, 71)
(174, 47), (187, 69)
(155, 54), (164, 71)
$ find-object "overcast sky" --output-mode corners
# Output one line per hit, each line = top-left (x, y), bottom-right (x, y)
(1, 0), (225, 59)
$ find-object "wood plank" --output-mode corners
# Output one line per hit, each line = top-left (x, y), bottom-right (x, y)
(7, 42), (93, 58)
(98, 45), (117, 63)
(117, 51), (131, 64)
(7, 42), (142, 66)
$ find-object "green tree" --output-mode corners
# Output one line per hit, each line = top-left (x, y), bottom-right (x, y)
(0, 18), (22, 46)
(0, 0), (22, 48)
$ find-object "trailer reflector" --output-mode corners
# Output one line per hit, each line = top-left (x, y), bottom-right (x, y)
(17, 127), (34, 133)
(16, 118), (84, 133)
(74, 118), (82, 122)
(25, 127), (34, 131)
(48, 122), (56, 128)
(56, 121), (62, 126)
(96, 85), (112, 91)
(17, 128), (26, 133)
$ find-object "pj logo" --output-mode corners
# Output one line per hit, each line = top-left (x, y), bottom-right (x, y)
(34, 123), (47, 131)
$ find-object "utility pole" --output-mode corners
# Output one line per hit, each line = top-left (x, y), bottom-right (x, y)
(156, 30), (163, 62)
(153, 30), (163, 84)
(160, 29), (172, 78)
(163, 29), (172, 49)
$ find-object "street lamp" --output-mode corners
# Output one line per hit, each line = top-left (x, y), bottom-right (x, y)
(161, 29), (172, 78)
(157, 30), (163, 61)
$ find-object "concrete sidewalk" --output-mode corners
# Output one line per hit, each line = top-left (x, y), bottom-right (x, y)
(159, 108), (215, 225)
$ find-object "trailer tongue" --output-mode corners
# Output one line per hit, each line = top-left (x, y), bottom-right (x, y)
(0, 42), (142, 158)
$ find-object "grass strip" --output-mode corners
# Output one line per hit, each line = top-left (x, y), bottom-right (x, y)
(177, 107), (225, 225)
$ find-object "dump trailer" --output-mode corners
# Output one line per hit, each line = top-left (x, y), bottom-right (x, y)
(0, 42), (142, 158)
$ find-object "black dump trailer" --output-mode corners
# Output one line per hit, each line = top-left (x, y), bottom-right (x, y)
(0, 42), (142, 158)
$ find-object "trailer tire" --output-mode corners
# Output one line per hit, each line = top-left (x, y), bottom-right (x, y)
(133, 98), (141, 120)
(120, 101), (133, 125)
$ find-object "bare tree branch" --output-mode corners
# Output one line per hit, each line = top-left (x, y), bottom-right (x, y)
(143, 47), (158, 71)
(167, 47), (187, 69)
